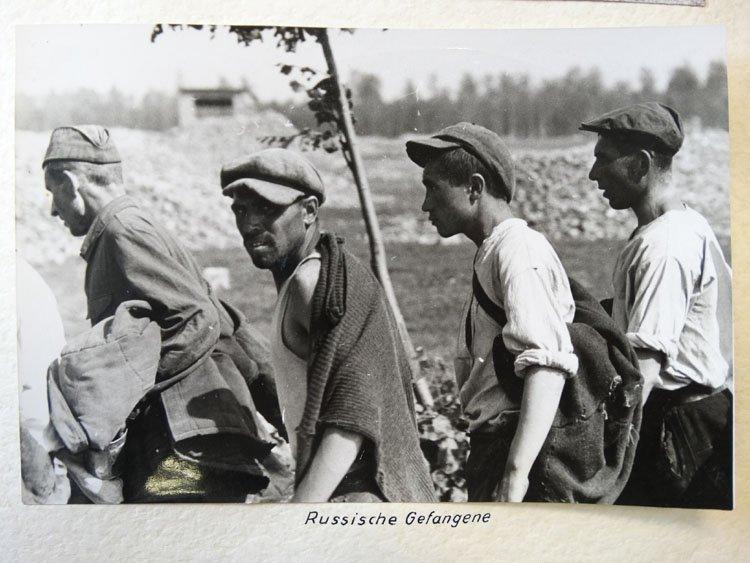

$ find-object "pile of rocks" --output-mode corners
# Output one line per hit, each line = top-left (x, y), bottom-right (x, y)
(15, 123), (730, 266)
(513, 129), (731, 242)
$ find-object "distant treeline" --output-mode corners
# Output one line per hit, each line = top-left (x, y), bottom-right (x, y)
(17, 62), (727, 137)
(17, 89), (179, 132)
(293, 62), (729, 137)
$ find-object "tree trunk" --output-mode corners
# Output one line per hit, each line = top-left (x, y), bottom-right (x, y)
(318, 30), (433, 409)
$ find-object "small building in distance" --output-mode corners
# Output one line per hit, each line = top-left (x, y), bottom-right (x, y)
(177, 82), (256, 125)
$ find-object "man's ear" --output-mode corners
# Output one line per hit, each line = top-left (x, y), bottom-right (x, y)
(60, 168), (88, 216)
(61, 169), (82, 194)
(301, 196), (320, 226)
(630, 150), (652, 181)
(468, 173), (485, 203)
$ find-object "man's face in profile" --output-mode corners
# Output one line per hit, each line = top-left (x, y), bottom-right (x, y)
(420, 161), (474, 239)
(588, 136), (644, 211)
(44, 165), (91, 237)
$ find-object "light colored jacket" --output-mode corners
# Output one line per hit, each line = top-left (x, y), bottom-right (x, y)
(48, 300), (160, 455)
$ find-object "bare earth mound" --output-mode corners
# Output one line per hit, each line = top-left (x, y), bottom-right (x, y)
(16, 122), (729, 266)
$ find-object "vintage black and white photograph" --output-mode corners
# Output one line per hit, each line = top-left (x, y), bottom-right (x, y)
(15, 24), (732, 508)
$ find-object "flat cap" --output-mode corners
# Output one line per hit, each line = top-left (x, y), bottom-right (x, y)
(43, 125), (122, 167)
(580, 102), (684, 156)
(405, 122), (516, 202)
(220, 148), (325, 206)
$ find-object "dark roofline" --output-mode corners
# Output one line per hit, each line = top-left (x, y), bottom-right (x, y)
(178, 87), (248, 95)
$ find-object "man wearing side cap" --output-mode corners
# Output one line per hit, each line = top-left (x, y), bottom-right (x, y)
(581, 102), (733, 508)
(406, 123), (581, 502)
(221, 148), (435, 503)
(41, 125), (286, 502)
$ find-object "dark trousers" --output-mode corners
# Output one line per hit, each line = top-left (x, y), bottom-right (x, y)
(122, 400), (268, 503)
(618, 388), (733, 509)
(465, 430), (513, 502)
(465, 423), (547, 503)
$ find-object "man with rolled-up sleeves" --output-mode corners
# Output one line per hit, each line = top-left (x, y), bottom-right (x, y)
(406, 123), (580, 502)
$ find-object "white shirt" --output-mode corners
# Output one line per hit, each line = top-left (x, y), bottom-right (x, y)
(612, 207), (732, 391)
(455, 218), (578, 432)
(270, 252), (321, 458)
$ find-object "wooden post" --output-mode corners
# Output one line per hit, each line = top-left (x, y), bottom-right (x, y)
(319, 30), (433, 409)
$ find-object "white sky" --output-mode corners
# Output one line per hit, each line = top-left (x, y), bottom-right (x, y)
(15, 25), (726, 102)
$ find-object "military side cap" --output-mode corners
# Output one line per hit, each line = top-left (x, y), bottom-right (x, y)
(405, 122), (516, 202)
(43, 125), (122, 167)
(580, 102), (684, 156)
(221, 148), (325, 206)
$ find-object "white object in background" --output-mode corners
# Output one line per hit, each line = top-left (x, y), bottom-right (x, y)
(202, 267), (231, 292)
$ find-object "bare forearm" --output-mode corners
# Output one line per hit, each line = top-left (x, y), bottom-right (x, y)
(507, 367), (566, 477)
(635, 349), (664, 404)
(292, 427), (363, 503)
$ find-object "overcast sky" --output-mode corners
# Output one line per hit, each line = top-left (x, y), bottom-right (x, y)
(16, 25), (725, 102)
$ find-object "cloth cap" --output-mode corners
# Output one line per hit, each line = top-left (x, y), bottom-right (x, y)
(405, 122), (516, 202)
(579, 102), (684, 156)
(220, 148), (325, 206)
(43, 125), (122, 167)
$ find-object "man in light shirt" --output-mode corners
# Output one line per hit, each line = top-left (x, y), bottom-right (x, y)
(406, 123), (579, 502)
(582, 102), (733, 508)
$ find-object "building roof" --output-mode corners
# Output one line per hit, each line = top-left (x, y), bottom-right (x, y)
(178, 87), (248, 97)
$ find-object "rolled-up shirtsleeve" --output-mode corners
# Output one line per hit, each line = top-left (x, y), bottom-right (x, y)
(624, 255), (691, 361)
(501, 267), (579, 379)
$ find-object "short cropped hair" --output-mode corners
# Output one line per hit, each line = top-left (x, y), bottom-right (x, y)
(650, 151), (673, 173)
(428, 148), (507, 199)
(45, 160), (123, 187)
(606, 133), (673, 174)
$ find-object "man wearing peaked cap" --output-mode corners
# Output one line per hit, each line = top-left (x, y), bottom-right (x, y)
(580, 101), (684, 157)
(40, 125), (287, 503)
(406, 123), (582, 503)
(582, 103), (733, 508)
(406, 122), (516, 203)
(222, 148), (436, 503)
(221, 148), (326, 272)
(221, 147), (326, 205)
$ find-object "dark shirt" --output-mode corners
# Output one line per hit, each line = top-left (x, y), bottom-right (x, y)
(80, 195), (274, 474)
(81, 197), (219, 375)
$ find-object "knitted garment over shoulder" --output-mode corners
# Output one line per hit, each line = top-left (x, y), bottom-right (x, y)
(294, 233), (436, 502)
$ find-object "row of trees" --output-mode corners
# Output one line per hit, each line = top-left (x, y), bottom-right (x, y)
(270, 62), (727, 137)
(16, 62), (727, 137)
(340, 62), (729, 137)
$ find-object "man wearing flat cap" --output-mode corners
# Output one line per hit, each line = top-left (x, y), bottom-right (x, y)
(221, 148), (435, 503)
(42, 125), (286, 502)
(582, 102), (733, 508)
(406, 123), (582, 502)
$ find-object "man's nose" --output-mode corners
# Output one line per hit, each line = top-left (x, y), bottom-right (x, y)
(239, 213), (261, 234)
(50, 200), (58, 217)
(588, 165), (598, 181)
(421, 196), (430, 213)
